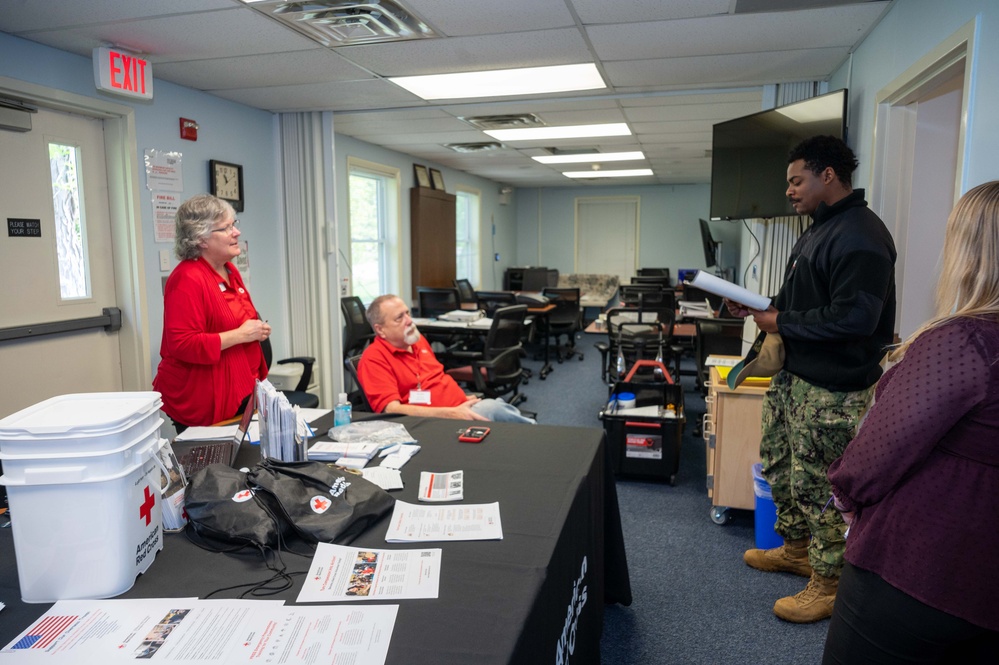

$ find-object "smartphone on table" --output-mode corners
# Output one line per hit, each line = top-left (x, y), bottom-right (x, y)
(458, 426), (490, 443)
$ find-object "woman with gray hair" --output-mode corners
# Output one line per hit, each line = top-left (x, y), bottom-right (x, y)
(153, 194), (271, 431)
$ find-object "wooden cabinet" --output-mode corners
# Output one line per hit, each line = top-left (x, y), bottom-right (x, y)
(410, 187), (456, 300)
(703, 361), (769, 523)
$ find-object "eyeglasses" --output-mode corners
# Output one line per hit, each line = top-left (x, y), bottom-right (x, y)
(211, 219), (240, 235)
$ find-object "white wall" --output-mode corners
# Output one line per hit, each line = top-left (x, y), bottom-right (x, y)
(513, 184), (741, 280)
(831, 0), (999, 194)
(0, 32), (287, 383)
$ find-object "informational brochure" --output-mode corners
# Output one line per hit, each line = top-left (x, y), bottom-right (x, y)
(385, 501), (503, 543)
(418, 470), (463, 502)
(1, 599), (398, 664)
(297, 543), (441, 603)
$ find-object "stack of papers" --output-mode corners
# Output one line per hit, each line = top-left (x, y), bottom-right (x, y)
(678, 299), (714, 318)
(438, 309), (483, 322)
(308, 441), (381, 462)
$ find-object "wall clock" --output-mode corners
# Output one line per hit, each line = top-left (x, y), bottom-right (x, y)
(209, 159), (244, 212)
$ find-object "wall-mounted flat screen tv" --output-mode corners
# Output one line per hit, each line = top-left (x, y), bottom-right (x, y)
(710, 89), (848, 220)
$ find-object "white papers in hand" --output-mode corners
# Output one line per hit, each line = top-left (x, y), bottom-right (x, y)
(385, 501), (503, 542)
(688, 270), (771, 310)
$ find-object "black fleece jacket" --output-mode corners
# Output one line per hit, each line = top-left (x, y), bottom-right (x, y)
(774, 189), (897, 392)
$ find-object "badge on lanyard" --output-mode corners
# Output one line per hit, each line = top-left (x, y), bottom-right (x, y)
(409, 389), (431, 405)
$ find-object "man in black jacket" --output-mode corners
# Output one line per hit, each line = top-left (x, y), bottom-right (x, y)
(727, 135), (896, 623)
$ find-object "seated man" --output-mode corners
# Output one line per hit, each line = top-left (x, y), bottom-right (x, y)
(358, 294), (535, 423)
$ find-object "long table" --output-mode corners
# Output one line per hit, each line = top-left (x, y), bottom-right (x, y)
(0, 414), (631, 664)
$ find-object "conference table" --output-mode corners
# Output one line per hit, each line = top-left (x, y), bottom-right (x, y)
(0, 412), (631, 664)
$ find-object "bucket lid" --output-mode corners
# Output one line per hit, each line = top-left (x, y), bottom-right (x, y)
(0, 392), (162, 437)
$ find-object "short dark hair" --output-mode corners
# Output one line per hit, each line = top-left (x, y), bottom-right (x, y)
(788, 135), (858, 187)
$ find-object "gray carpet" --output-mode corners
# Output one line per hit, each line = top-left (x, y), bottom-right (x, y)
(518, 334), (828, 664)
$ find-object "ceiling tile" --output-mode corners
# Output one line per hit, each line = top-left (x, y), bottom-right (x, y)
(405, 0), (575, 36)
(570, 0), (732, 24)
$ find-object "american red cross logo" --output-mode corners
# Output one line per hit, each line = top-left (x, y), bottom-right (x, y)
(311, 496), (331, 513)
(139, 486), (155, 526)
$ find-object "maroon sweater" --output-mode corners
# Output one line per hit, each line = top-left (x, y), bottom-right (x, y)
(828, 316), (999, 630)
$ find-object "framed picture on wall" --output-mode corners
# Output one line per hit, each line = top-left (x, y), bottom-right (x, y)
(414, 164), (431, 188)
(430, 168), (445, 191)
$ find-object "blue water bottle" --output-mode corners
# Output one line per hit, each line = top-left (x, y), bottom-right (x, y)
(334, 392), (352, 427)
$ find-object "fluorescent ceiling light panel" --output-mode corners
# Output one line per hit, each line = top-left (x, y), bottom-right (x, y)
(485, 123), (630, 142)
(390, 63), (604, 101)
(563, 169), (654, 179)
(533, 151), (645, 164)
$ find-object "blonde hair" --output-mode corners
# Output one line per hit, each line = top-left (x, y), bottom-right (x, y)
(892, 180), (999, 358)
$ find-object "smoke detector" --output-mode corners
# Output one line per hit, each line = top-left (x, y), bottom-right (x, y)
(460, 114), (545, 130)
(249, 0), (439, 46)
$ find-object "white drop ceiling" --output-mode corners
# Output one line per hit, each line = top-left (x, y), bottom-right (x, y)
(0, 0), (893, 187)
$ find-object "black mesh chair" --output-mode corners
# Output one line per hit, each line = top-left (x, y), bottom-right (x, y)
(475, 290), (518, 317)
(542, 287), (584, 362)
(340, 296), (374, 358)
(260, 338), (319, 409)
(596, 306), (678, 385)
(453, 278), (477, 306)
(446, 305), (532, 408)
(343, 354), (373, 412)
(417, 287), (460, 318)
(620, 283), (669, 307)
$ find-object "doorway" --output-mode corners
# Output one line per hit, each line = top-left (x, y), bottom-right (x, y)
(869, 22), (973, 340)
(574, 196), (639, 281)
(0, 78), (148, 418)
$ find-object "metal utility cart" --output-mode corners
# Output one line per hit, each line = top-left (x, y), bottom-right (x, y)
(600, 360), (685, 485)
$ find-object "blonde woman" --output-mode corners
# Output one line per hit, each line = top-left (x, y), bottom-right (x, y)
(824, 181), (999, 663)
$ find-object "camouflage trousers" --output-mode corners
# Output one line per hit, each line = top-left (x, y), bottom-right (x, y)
(760, 370), (873, 578)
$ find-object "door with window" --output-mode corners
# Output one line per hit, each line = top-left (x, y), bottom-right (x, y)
(0, 106), (121, 418)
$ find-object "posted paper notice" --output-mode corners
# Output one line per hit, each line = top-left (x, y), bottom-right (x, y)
(385, 501), (503, 542)
(297, 543), (441, 603)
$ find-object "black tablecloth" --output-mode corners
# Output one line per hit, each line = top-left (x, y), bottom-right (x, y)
(0, 415), (631, 664)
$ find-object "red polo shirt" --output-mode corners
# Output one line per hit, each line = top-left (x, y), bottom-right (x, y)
(358, 335), (467, 413)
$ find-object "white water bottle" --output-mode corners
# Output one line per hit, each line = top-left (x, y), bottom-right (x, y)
(334, 392), (352, 427)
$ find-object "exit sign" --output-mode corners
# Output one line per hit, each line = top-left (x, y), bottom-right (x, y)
(93, 47), (153, 100)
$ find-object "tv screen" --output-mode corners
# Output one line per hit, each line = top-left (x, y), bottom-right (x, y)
(710, 89), (848, 220)
(699, 218), (717, 267)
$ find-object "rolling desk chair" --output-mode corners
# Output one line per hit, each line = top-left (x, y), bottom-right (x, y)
(453, 279), (477, 306)
(542, 287), (584, 362)
(260, 338), (320, 409)
(343, 354), (373, 412)
(340, 296), (374, 358)
(475, 290), (518, 317)
(446, 305), (533, 409)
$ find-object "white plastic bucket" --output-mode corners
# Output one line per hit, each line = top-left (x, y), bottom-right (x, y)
(0, 392), (168, 603)
(0, 392), (162, 454)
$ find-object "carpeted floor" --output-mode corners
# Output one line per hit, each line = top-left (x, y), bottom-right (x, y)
(517, 333), (829, 664)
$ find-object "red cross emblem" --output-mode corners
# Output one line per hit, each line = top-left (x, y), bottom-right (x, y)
(311, 496), (331, 514)
(139, 486), (156, 526)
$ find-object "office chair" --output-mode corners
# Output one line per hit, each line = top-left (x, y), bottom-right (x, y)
(638, 267), (672, 284)
(340, 296), (374, 358)
(453, 278), (477, 306)
(260, 338), (320, 409)
(619, 283), (668, 307)
(542, 287), (584, 362)
(474, 290), (518, 317)
(343, 354), (374, 412)
(417, 286), (460, 318)
(446, 305), (532, 408)
(681, 285), (724, 311)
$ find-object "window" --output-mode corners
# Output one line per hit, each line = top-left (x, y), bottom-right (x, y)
(347, 159), (400, 303)
(49, 142), (90, 299)
(455, 188), (481, 283)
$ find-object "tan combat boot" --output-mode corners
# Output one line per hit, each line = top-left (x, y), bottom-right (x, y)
(773, 572), (839, 623)
(743, 537), (812, 577)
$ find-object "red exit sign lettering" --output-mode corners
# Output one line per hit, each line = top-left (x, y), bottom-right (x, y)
(93, 47), (153, 100)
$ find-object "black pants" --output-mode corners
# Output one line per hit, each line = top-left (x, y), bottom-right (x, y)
(823, 562), (999, 664)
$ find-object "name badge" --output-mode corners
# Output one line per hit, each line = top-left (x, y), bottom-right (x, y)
(409, 389), (431, 405)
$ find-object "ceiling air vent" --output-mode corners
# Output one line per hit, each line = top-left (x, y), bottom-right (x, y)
(250, 0), (439, 46)
(460, 114), (545, 131)
(444, 142), (506, 153)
